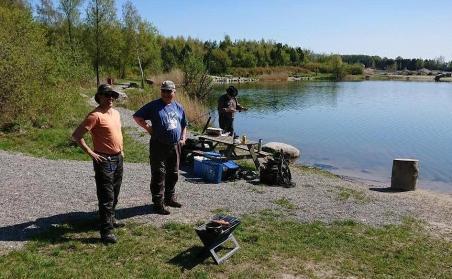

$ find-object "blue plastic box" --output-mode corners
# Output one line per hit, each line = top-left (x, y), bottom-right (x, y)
(193, 156), (206, 177)
(223, 160), (239, 171)
(222, 160), (240, 180)
(193, 156), (223, 183)
(193, 157), (240, 183)
(201, 160), (223, 183)
(203, 151), (222, 158)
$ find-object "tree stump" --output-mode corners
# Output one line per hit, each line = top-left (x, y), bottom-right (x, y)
(391, 159), (419, 191)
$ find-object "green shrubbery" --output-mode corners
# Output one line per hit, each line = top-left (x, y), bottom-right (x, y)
(346, 63), (364, 75)
(0, 5), (92, 131)
(181, 55), (213, 101)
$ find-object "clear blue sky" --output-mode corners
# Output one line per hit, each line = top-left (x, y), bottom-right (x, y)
(36, 0), (452, 61)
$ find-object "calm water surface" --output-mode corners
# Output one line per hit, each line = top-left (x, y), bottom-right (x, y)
(208, 81), (452, 192)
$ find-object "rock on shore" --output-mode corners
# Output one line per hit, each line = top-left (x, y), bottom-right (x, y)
(262, 142), (301, 159)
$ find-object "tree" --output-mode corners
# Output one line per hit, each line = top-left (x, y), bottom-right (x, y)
(86, 0), (117, 86)
(207, 48), (231, 74)
(180, 43), (192, 62)
(270, 43), (290, 66)
(121, 0), (143, 84)
(1, 0), (31, 10)
(36, 0), (61, 26)
(0, 4), (51, 126)
(35, 0), (62, 45)
(136, 20), (161, 75)
(219, 35), (232, 50)
(160, 43), (178, 72)
(182, 55), (213, 101)
(58, 0), (82, 48)
(237, 51), (257, 68)
(295, 47), (304, 65)
(395, 56), (403, 71)
(415, 59), (424, 70)
(330, 55), (345, 80)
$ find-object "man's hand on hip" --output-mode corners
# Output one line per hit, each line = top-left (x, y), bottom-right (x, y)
(89, 151), (107, 163)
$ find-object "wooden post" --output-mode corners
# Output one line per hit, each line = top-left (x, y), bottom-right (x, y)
(391, 159), (419, 191)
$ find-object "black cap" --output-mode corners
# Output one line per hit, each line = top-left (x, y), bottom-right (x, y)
(226, 86), (238, 97)
(95, 84), (121, 103)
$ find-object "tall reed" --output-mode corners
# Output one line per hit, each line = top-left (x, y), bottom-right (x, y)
(119, 87), (209, 130)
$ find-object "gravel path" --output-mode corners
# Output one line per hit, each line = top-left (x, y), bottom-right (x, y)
(1, 150), (451, 252)
(1, 103), (451, 252)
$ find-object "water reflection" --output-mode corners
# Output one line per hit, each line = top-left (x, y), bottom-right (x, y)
(208, 81), (452, 192)
(209, 82), (340, 112)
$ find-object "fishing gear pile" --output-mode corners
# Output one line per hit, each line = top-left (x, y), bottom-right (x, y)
(259, 150), (295, 187)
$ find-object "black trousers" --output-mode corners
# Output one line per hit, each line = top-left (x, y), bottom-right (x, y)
(93, 153), (123, 235)
(219, 114), (234, 135)
(149, 140), (181, 204)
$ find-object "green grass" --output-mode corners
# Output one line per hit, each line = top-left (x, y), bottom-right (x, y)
(235, 159), (257, 171)
(0, 128), (148, 163)
(0, 214), (450, 278)
(122, 129), (149, 163)
(116, 87), (159, 111)
(337, 187), (373, 204)
(0, 128), (89, 161)
(295, 164), (340, 179)
(273, 197), (297, 210)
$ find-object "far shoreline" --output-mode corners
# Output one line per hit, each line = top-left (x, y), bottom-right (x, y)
(210, 73), (452, 84)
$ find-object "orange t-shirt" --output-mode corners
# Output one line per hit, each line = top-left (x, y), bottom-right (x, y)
(82, 108), (123, 155)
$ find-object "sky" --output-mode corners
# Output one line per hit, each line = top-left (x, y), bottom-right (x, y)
(34, 0), (452, 61)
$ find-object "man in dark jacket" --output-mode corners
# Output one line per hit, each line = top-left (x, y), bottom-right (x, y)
(217, 86), (246, 136)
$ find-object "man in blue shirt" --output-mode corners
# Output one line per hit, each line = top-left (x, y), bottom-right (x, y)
(133, 80), (187, 215)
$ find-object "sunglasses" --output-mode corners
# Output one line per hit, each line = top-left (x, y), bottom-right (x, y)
(161, 89), (174, 94)
(101, 92), (118, 98)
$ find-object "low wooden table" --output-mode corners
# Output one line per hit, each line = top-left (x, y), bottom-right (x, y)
(198, 135), (270, 170)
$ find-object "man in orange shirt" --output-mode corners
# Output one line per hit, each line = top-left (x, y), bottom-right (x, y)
(72, 84), (124, 244)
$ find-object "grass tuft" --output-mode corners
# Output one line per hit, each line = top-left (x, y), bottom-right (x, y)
(273, 197), (297, 210)
(337, 187), (373, 203)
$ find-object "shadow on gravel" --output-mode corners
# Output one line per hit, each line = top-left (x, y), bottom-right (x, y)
(179, 165), (207, 184)
(369, 187), (410, 193)
(0, 205), (151, 244)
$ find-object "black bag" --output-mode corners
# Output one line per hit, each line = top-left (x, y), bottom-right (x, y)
(259, 151), (295, 187)
(181, 138), (214, 165)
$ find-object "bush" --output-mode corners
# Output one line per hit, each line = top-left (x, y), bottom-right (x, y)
(0, 5), (92, 130)
(182, 55), (213, 101)
(346, 63), (364, 75)
(0, 5), (49, 127)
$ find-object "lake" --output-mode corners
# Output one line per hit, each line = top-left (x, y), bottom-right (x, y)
(208, 81), (452, 192)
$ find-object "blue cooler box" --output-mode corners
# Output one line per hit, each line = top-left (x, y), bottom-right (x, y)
(193, 156), (206, 177)
(193, 157), (240, 183)
(202, 160), (223, 183)
(223, 160), (239, 171)
(222, 160), (240, 180)
(203, 151), (222, 159)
